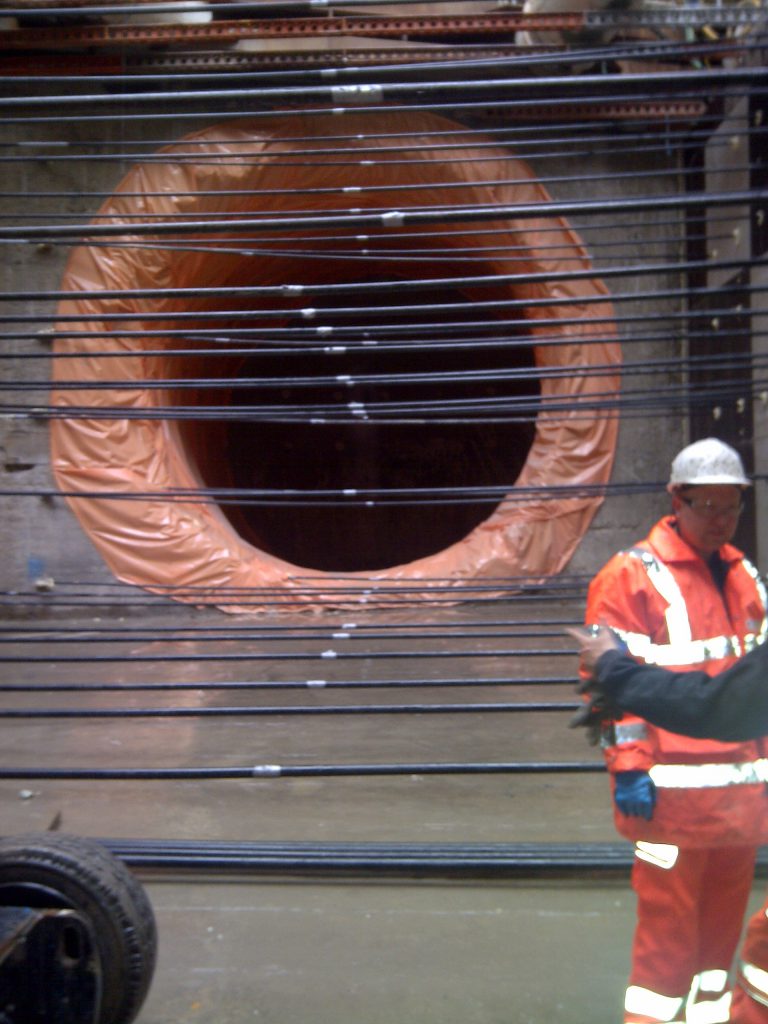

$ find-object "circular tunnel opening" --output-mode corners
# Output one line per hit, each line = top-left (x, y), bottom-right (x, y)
(52, 111), (620, 608)
(171, 290), (539, 573)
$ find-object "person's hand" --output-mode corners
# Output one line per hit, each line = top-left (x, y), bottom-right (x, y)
(566, 625), (622, 678)
(614, 770), (656, 820)
(566, 625), (623, 743)
(568, 696), (612, 746)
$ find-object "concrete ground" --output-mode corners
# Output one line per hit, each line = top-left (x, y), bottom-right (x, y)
(0, 598), (763, 1023)
(139, 876), (638, 1024)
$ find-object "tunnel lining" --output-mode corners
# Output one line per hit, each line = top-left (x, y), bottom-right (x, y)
(51, 111), (621, 610)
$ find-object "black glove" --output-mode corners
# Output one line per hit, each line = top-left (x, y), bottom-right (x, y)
(569, 694), (618, 746)
(567, 626), (625, 744)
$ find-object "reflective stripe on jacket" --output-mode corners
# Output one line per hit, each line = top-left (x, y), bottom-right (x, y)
(585, 515), (768, 846)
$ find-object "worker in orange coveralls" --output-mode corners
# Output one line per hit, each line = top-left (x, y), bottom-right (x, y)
(571, 626), (768, 1023)
(583, 437), (768, 1024)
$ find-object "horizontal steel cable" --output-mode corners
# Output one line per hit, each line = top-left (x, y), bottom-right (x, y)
(7, 317), (758, 362)
(0, 187), (761, 241)
(10, 232), (730, 267)
(3, 251), (762, 303)
(0, 111), (733, 160)
(0, 592), (589, 610)
(86, 836), (652, 877)
(0, 0), (531, 13)
(13, 162), (753, 213)
(10, 209), (735, 245)
(1, 66), (762, 113)
(7, 327), (763, 363)
(9, 381), (762, 431)
(0, 579), (590, 595)
(9, 301), (747, 343)
(0, 623), (575, 641)
(0, 480), (698, 508)
(0, 614), (578, 632)
(0, 124), (756, 173)
(0, 700), (580, 718)
(3, 0), (765, 23)
(2, 147), (759, 206)
(0, 31), (756, 95)
(0, 644), (578, 662)
(3, 279), (765, 341)
(7, 352), (764, 394)
(0, 627), (575, 644)
(0, 676), (577, 692)
(0, 586), (586, 601)
(0, 83), (753, 127)
(0, 760), (606, 780)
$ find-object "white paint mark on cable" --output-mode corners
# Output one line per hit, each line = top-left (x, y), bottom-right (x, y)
(331, 85), (384, 105)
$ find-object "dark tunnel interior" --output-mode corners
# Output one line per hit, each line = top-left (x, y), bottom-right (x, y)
(148, 196), (552, 574)
(169, 291), (540, 573)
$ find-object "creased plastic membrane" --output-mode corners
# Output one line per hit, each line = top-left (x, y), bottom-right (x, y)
(51, 111), (621, 612)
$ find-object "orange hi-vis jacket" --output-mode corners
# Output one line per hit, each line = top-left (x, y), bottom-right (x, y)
(585, 515), (768, 847)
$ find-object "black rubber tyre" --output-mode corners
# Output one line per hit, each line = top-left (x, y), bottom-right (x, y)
(0, 832), (157, 1024)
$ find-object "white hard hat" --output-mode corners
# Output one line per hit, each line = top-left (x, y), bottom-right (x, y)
(667, 437), (751, 491)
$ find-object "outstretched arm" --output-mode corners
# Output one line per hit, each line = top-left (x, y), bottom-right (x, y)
(577, 634), (768, 742)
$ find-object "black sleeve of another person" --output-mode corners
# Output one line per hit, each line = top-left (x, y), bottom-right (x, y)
(594, 644), (768, 742)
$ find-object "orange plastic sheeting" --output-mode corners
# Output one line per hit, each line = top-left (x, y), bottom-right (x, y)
(51, 110), (621, 611)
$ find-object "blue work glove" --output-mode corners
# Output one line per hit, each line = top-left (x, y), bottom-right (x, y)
(614, 770), (656, 820)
